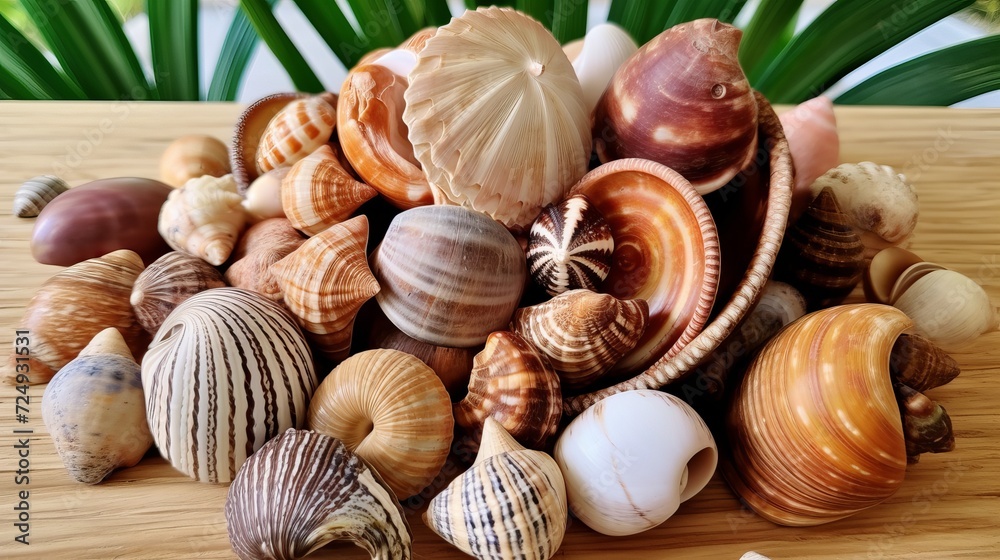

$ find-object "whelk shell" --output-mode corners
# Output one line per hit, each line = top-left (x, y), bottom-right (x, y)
(307, 349), (454, 499)
(159, 134), (231, 188)
(130, 251), (227, 334)
(256, 95), (337, 174)
(224, 218), (305, 304)
(897, 384), (955, 462)
(526, 194), (614, 296)
(281, 144), (377, 236)
(13, 175), (69, 217)
(226, 429), (412, 560)
(157, 174), (246, 266)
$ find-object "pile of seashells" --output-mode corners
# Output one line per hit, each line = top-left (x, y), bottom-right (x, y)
(9, 7), (1000, 559)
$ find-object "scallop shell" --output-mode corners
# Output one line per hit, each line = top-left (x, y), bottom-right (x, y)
(511, 290), (649, 390)
(42, 328), (152, 484)
(454, 331), (562, 451)
(13, 175), (69, 217)
(371, 205), (526, 347)
(307, 349), (454, 499)
(256, 95), (337, 174)
(130, 251), (227, 334)
(281, 144), (377, 236)
(231, 92), (307, 192)
(424, 417), (568, 560)
(159, 134), (231, 188)
(157, 174), (247, 266)
(141, 288), (317, 483)
(403, 7), (591, 231)
(724, 304), (911, 526)
(224, 218), (305, 304)
(526, 194), (614, 296)
(271, 215), (379, 362)
(568, 158), (720, 375)
(226, 429), (412, 560)
(567, 23), (638, 114)
(7, 249), (150, 385)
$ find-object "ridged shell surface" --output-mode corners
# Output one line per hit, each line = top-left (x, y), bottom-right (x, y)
(157, 174), (246, 266)
(724, 304), (911, 526)
(371, 205), (526, 347)
(141, 288), (317, 484)
(226, 429), (411, 560)
(13, 175), (69, 217)
(130, 251), (227, 334)
(281, 144), (377, 236)
(527, 194), (614, 296)
(225, 218), (304, 304)
(256, 96), (336, 174)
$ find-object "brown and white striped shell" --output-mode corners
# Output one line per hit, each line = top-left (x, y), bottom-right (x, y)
(371, 205), (526, 348)
(281, 144), (377, 236)
(527, 194), (614, 296)
(13, 175), (69, 217)
(157, 174), (247, 266)
(226, 429), (412, 560)
(130, 251), (227, 334)
(511, 290), (648, 390)
(141, 288), (317, 484)
(224, 218), (305, 304)
(424, 417), (568, 560)
(454, 331), (562, 451)
(307, 349), (454, 499)
(256, 96), (337, 174)
(271, 215), (379, 362)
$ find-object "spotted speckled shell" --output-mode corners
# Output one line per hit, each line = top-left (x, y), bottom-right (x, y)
(141, 288), (317, 484)
(527, 194), (614, 296)
(13, 175), (69, 217)
(130, 251), (227, 334)
(226, 429), (412, 560)
(256, 96), (336, 174)
(281, 144), (377, 236)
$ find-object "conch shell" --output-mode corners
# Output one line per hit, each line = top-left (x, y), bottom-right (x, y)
(130, 251), (227, 334)
(403, 7), (591, 231)
(226, 429), (412, 560)
(281, 144), (377, 236)
(42, 328), (152, 484)
(13, 175), (69, 217)
(424, 417), (568, 560)
(157, 174), (246, 266)
(224, 218), (305, 304)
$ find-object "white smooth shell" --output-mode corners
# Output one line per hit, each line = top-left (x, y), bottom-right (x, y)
(570, 23), (638, 114)
(554, 390), (717, 536)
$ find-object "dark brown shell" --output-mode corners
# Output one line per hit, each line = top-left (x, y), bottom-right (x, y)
(889, 334), (960, 392)
(526, 194), (614, 296)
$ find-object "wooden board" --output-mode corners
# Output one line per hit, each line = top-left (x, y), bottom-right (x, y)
(1, 101), (999, 559)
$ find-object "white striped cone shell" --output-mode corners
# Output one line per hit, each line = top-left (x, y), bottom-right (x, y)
(256, 96), (336, 174)
(141, 288), (318, 483)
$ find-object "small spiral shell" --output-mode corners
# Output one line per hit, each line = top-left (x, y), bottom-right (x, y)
(256, 96), (337, 174)
(527, 194), (614, 296)
(130, 251), (227, 334)
(13, 175), (69, 217)
(157, 174), (247, 266)
(281, 144), (377, 236)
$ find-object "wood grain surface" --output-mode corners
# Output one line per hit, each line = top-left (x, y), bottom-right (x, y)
(1, 101), (999, 559)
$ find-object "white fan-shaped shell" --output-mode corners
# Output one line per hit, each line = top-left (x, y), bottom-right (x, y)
(569, 23), (638, 114)
(403, 7), (591, 231)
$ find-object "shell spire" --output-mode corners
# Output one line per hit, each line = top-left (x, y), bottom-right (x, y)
(281, 144), (377, 236)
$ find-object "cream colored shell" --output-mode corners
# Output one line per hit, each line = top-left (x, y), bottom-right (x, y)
(157, 174), (246, 266)
(566, 23), (638, 114)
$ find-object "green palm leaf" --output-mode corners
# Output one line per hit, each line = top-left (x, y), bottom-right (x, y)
(0, 13), (82, 98)
(739, 0), (804, 82)
(209, 0), (278, 101)
(607, 0), (650, 41)
(517, 0), (553, 27)
(148, 0), (199, 100)
(551, 0), (587, 43)
(293, 0), (367, 69)
(239, 0), (324, 93)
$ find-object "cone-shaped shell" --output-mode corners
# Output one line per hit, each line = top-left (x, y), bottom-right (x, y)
(225, 218), (305, 304)
(454, 331), (562, 451)
(424, 417), (568, 560)
(256, 95), (337, 174)
(403, 7), (591, 231)
(130, 251), (227, 334)
(226, 429), (412, 560)
(13, 175), (69, 217)
(889, 334), (960, 392)
(157, 174), (246, 266)
(7, 249), (150, 385)
(41, 328), (152, 484)
(724, 304), (911, 526)
(141, 288), (317, 483)
(232, 92), (307, 192)
(511, 290), (648, 390)
(281, 144), (377, 236)
(593, 19), (758, 195)
(527, 194), (614, 296)
(307, 349), (454, 499)
(271, 215), (379, 362)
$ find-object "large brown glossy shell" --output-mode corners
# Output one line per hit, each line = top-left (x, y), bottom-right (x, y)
(569, 158), (720, 376)
(724, 304), (911, 526)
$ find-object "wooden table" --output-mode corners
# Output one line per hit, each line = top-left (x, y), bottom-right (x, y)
(0, 101), (998, 559)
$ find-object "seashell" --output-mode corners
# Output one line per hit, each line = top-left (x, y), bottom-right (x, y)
(526, 194), (614, 296)
(281, 144), (377, 236)
(454, 331), (562, 451)
(424, 417), (568, 560)
(225, 218), (305, 304)
(774, 187), (865, 310)
(13, 175), (69, 217)
(554, 390), (717, 536)
(896, 384), (955, 462)
(724, 304), (913, 526)
(158, 174), (247, 266)
(231, 92), (308, 192)
(141, 288), (317, 483)
(568, 158), (720, 375)
(31, 177), (172, 266)
(367, 312), (476, 400)
(130, 251), (227, 334)
(159, 134), (231, 188)
(271, 215), (379, 362)
(338, 48), (434, 210)
(226, 428), (411, 560)
(400, 26), (436, 52)
(7, 250), (150, 385)
(371, 205), (526, 347)
(565, 23), (639, 114)
(740, 554), (771, 560)
(403, 7), (591, 231)
(809, 162), (918, 259)
(307, 349), (454, 499)
(780, 96), (840, 222)
(41, 328), (152, 484)
(256, 95), (337, 175)
(243, 167), (289, 223)
(510, 290), (648, 391)
(593, 19), (758, 195)
(889, 334), (960, 392)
